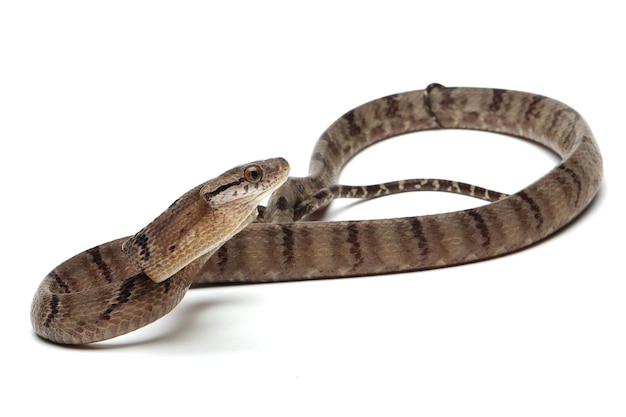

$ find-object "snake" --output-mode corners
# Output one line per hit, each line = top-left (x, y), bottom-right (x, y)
(31, 84), (603, 344)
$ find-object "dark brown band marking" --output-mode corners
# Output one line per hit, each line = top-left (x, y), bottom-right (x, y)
(409, 218), (429, 256)
(44, 294), (59, 328)
(312, 188), (331, 201)
(562, 113), (582, 151)
(276, 195), (289, 210)
(132, 233), (150, 261)
(50, 271), (71, 294)
(489, 89), (506, 112)
(548, 108), (578, 145)
(438, 85), (456, 109)
(87, 246), (113, 283)
(384, 94), (400, 118)
(518, 191), (544, 229)
(581, 135), (602, 160)
(456, 181), (472, 196)
(424, 84), (443, 128)
(99, 274), (140, 320)
(467, 209), (491, 248)
(525, 95), (545, 121)
(343, 110), (362, 137)
(346, 223), (364, 270)
(281, 226), (295, 268)
(558, 165), (582, 207)
(216, 244), (228, 272)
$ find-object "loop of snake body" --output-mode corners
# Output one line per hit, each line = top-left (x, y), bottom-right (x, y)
(31, 84), (603, 344)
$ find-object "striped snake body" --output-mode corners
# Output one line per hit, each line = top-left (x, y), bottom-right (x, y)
(31, 84), (603, 344)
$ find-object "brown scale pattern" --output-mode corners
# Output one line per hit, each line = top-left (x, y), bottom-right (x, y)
(31, 159), (290, 344)
(32, 85), (602, 344)
(199, 84), (602, 283)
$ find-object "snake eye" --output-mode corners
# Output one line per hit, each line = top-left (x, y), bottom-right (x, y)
(244, 165), (263, 183)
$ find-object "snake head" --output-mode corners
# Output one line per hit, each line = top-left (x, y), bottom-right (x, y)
(200, 158), (290, 207)
(122, 157), (290, 283)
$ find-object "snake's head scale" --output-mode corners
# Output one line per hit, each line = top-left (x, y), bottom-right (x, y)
(122, 157), (290, 283)
(200, 157), (290, 207)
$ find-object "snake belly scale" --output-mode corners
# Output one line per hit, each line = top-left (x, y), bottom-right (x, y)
(31, 84), (603, 344)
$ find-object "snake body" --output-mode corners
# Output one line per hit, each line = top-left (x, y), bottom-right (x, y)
(31, 159), (290, 344)
(31, 84), (603, 344)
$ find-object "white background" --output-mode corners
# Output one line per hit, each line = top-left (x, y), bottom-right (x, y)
(1, 1), (623, 416)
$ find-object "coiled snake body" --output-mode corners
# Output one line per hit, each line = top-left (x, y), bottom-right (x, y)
(31, 84), (603, 344)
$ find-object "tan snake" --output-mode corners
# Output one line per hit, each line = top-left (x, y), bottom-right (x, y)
(31, 84), (603, 344)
